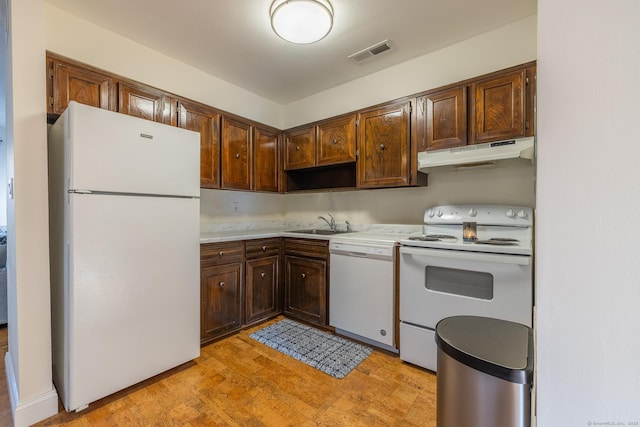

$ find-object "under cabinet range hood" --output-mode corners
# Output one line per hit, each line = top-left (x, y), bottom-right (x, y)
(417, 136), (535, 172)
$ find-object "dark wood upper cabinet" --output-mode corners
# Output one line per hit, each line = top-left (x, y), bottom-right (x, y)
(178, 100), (221, 189)
(48, 56), (114, 115)
(118, 81), (176, 125)
(254, 127), (279, 193)
(357, 101), (412, 188)
(470, 69), (526, 145)
(284, 127), (316, 170)
(316, 115), (357, 166)
(221, 116), (252, 191)
(417, 86), (468, 151)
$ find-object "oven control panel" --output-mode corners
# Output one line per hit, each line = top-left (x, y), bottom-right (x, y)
(424, 204), (533, 227)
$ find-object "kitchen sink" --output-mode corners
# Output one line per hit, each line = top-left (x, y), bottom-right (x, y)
(287, 229), (353, 235)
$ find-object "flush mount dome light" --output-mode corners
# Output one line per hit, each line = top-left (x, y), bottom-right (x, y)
(270, 0), (334, 44)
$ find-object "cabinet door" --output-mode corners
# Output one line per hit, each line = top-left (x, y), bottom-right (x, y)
(221, 117), (252, 190)
(50, 59), (114, 114)
(284, 127), (316, 170)
(284, 255), (327, 326)
(471, 69), (526, 144)
(254, 127), (279, 192)
(201, 262), (242, 343)
(118, 81), (175, 125)
(245, 255), (279, 324)
(358, 102), (411, 188)
(178, 101), (221, 189)
(317, 115), (357, 166)
(418, 86), (468, 151)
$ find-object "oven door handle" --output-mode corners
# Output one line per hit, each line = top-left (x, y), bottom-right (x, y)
(401, 247), (530, 266)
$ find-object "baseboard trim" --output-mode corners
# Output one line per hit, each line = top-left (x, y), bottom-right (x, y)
(5, 352), (59, 427)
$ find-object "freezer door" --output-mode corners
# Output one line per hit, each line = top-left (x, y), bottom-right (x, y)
(65, 101), (200, 197)
(63, 193), (200, 411)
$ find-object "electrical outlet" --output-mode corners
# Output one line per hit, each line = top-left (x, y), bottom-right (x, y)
(232, 201), (239, 212)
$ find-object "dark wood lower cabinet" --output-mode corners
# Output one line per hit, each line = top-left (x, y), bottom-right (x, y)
(245, 238), (281, 325)
(201, 262), (242, 342)
(283, 238), (329, 327)
(200, 238), (283, 345)
(284, 256), (327, 326)
(200, 241), (244, 345)
(245, 255), (279, 324)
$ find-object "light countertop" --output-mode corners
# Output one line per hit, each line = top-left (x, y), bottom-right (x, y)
(199, 223), (422, 245)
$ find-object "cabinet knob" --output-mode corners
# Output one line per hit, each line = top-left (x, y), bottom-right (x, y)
(219, 251), (224, 257)
(260, 272), (266, 278)
(235, 153), (240, 159)
(301, 273), (306, 279)
(296, 145), (300, 151)
(262, 245), (267, 251)
(379, 144), (385, 150)
(332, 139), (337, 145)
(218, 281), (225, 287)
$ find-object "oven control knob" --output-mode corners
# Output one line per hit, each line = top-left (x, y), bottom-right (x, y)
(468, 208), (477, 217)
(517, 209), (528, 219)
(506, 208), (516, 218)
(427, 209), (435, 218)
(436, 209), (443, 217)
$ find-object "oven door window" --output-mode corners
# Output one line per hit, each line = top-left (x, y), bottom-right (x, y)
(425, 266), (493, 300)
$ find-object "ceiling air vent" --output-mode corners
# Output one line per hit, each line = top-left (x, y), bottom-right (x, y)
(348, 39), (391, 63)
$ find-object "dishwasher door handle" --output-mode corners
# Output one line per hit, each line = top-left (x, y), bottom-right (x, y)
(331, 249), (393, 261)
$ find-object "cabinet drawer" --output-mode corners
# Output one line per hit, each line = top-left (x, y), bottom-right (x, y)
(284, 238), (329, 259)
(201, 241), (244, 265)
(246, 238), (281, 259)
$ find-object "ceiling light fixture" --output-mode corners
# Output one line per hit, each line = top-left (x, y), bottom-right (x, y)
(270, 0), (334, 44)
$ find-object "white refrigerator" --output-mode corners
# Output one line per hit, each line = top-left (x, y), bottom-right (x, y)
(48, 101), (201, 412)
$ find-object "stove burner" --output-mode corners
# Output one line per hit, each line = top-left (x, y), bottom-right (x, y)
(475, 238), (520, 246)
(408, 236), (441, 242)
(408, 234), (457, 242)
(427, 234), (457, 239)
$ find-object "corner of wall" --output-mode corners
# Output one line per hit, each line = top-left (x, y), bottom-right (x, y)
(5, 352), (59, 427)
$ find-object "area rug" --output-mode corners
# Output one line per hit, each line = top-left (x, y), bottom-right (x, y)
(249, 319), (372, 379)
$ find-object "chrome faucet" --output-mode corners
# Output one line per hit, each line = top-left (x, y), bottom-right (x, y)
(318, 213), (336, 231)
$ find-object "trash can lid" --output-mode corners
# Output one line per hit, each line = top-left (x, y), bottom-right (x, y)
(435, 316), (533, 384)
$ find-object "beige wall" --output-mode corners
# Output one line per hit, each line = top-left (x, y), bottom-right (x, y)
(5, 0), (59, 425)
(536, 0), (640, 423)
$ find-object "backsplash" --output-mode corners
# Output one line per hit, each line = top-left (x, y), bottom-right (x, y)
(200, 159), (535, 226)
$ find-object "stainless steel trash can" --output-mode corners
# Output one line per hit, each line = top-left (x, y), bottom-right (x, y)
(435, 316), (533, 427)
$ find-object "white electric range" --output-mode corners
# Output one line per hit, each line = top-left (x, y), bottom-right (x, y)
(398, 204), (534, 372)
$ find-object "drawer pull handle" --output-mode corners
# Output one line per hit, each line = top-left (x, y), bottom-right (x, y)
(235, 153), (240, 159)
(219, 281), (225, 287)
(379, 144), (385, 150)
(301, 273), (306, 279)
(296, 145), (300, 151)
(261, 272), (266, 278)
(262, 245), (267, 251)
(219, 251), (224, 257)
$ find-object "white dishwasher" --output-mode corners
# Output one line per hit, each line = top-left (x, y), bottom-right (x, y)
(329, 239), (397, 353)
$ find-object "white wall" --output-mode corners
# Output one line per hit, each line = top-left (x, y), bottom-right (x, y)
(283, 15), (537, 128)
(200, 189), (284, 224)
(4, 0), (59, 425)
(536, 0), (640, 424)
(45, 5), (283, 129)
